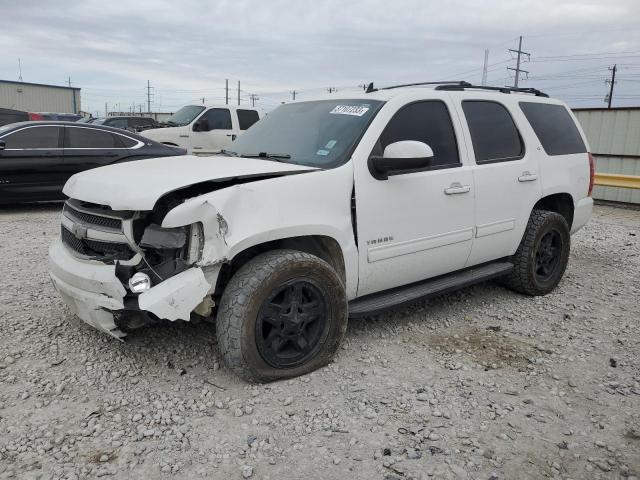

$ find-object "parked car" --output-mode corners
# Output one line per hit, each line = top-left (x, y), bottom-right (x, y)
(141, 104), (261, 154)
(49, 82), (593, 381)
(0, 108), (29, 127)
(91, 116), (162, 132)
(29, 112), (83, 122)
(0, 121), (186, 203)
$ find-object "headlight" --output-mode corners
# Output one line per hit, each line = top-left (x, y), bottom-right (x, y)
(188, 223), (204, 263)
(129, 272), (151, 293)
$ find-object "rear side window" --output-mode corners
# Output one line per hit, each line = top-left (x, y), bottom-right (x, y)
(519, 102), (586, 155)
(462, 101), (524, 163)
(2, 126), (61, 149)
(117, 135), (139, 148)
(65, 127), (119, 148)
(237, 109), (260, 130)
(379, 101), (460, 168)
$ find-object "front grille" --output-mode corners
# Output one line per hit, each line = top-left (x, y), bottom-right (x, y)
(63, 203), (122, 231)
(61, 226), (134, 261)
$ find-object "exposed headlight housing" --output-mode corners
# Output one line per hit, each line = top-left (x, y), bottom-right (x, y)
(129, 272), (151, 293)
(188, 222), (204, 263)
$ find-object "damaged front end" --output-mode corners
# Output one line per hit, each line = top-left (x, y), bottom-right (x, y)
(49, 199), (219, 339)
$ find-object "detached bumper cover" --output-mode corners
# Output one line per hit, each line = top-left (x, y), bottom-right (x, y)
(49, 240), (213, 339)
(49, 240), (127, 339)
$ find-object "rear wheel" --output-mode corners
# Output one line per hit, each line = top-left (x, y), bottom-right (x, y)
(503, 210), (571, 296)
(216, 250), (347, 382)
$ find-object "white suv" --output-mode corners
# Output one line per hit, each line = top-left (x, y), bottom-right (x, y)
(142, 104), (261, 154)
(49, 81), (594, 382)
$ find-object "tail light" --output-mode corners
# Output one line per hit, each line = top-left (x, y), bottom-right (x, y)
(29, 112), (43, 121)
(587, 152), (595, 197)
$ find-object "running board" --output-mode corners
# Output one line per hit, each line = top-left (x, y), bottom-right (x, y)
(349, 261), (513, 317)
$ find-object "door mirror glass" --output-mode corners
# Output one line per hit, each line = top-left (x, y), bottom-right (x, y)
(369, 140), (434, 180)
(193, 119), (210, 132)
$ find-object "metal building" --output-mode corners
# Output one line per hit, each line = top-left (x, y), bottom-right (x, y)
(0, 80), (81, 114)
(573, 107), (640, 204)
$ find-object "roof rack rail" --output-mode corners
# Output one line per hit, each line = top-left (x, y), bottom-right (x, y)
(434, 83), (548, 97)
(365, 81), (469, 93)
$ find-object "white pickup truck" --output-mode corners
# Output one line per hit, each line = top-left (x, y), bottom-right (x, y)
(142, 104), (261, 154)
(49, 81), (593, 382)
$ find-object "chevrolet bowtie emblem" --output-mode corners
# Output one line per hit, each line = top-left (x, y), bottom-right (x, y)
(72, 224), (88, 239)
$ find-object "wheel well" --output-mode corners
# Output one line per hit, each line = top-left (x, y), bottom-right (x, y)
(533, 193), (574, 228)
(214, 236), (346, 298)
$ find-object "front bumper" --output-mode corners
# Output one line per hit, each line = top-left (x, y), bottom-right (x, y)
(49, 240), (215, 339)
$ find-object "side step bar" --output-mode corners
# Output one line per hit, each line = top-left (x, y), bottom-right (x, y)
(348, 261), (513, 317)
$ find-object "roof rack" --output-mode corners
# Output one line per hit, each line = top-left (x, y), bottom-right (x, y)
(365, 81), (548, 97)
(435, 83), (548, 97)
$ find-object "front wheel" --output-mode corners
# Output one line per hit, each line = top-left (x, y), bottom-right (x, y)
(503, 210), (571, 296)
(216, 250), (348, 382)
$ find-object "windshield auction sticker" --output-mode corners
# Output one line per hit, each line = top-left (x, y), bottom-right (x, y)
(330, 105), (370, 116)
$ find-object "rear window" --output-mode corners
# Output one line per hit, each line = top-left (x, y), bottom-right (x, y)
(237, 109), (260, 130)
(65, 127), (119, 148)
(519, 102), (586, 156)
(462, 101), (524, 163)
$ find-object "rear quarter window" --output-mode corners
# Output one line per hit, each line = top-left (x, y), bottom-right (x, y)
(519, 102), (586, 156)
(237, 109), (260, 130)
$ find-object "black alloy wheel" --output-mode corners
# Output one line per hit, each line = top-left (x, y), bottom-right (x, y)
(256, 281), (327, 368)
(534, 229), (563, 282)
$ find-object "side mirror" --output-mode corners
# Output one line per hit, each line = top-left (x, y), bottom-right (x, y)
(368, 140), (434, 180)
(0, 140), (5, 151)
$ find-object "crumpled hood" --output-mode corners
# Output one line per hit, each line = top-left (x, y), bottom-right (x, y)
(63, 155), (317, 210)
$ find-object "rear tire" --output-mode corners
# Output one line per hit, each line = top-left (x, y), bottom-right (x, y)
(216, 249), (348, 382)
(502, 210), (571, 296)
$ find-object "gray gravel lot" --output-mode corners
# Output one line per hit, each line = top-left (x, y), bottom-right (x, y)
(0, 203), (639, 480)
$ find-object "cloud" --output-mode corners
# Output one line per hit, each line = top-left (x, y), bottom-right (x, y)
(1, 0), (639, 113)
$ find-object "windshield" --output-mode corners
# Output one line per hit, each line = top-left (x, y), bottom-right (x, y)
(228, 99), (384, 167)
(165, 105), (206, 126)
(91, 118), (106, 125)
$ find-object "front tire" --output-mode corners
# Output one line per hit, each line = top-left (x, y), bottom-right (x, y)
(216, 250), (348, 382)
(503, 210), (571, 296)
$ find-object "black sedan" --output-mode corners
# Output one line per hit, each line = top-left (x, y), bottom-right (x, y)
(0, 121), (186, 204)
(91, 116), (162, 132)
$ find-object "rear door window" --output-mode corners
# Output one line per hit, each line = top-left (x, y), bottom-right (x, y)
(65, 127), (120, 148)
(462, 101), (524, 163)
(237, 109), (260, 130)
(2, 126), (62, 149)
(519, 102), (586, 155)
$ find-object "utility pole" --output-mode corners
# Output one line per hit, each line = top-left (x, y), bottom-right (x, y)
(237, 81), (241, 105)
(327, 87), (337, 94)
(104, 102), (108, 117)
(606, 64), (617, 109)
(507, 36), (530, 88)
(249, 94), (259, 107)
(481, 49), (489, 85)
(201, 97), (205, 105)
(290, 90), (297, 101)
(18, 58), (23, 82)
(67, 76), (72, 88)
(146, 80), (152, 114)
(225, 79), (229, 105)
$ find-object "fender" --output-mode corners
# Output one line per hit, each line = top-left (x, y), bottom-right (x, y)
(162, 163), (360, 298)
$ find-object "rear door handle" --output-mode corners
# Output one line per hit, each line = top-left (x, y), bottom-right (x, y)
(444, 182), (471, 195)
(518, 172), (538, 182)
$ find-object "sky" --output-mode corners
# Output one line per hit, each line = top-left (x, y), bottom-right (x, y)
(1, 0), (639, 115)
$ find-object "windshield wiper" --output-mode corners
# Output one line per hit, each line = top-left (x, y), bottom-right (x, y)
(240, 152), (292, 161)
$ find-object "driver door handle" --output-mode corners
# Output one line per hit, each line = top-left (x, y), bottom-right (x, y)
(518, 171), (538, 182)
(444, 182), (471, 195)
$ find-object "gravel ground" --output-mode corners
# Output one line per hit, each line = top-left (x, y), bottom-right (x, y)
(0, 203), (639, 480)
